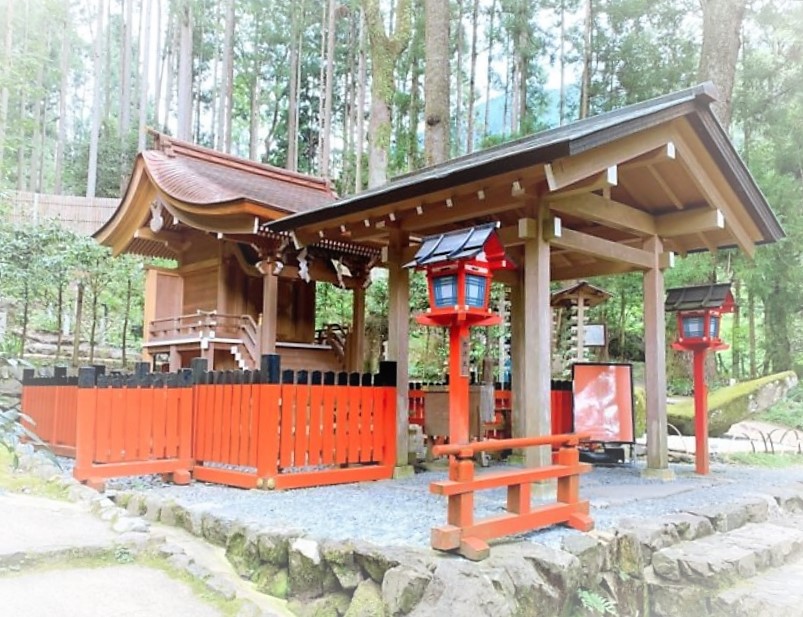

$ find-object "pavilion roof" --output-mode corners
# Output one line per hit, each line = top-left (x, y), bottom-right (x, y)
(94, 133), (336, 258)
(266, 83), (783, 282)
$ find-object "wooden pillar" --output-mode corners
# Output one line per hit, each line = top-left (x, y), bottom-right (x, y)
(520, 214), (552, 468)
(169, 345), (181, 372)
(510, 277), (525, 440)
(351, 284), (366, 372)
(387, 229), (411, 472)
(642, 236), (672, 478)
(261, 273), (278, 355)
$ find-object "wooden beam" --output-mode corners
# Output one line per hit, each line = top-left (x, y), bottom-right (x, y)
(546, 166), (617, 199)
(655, 207), (724, 237)
(619, 142), (676, 171)
(547, 193), (657, 236)
(550, 261), (633, 281)
(544, 125), (673, 191)
(672, 133), (756, 257)
(551, 227), (655, 270)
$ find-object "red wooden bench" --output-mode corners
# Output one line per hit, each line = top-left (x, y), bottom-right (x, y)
(430, 433), (593, 560)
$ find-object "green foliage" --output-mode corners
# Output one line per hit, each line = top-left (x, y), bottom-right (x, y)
(758, 385), (803, 430)
(576, 588), (618, 616)
(722, 452), (803, 468)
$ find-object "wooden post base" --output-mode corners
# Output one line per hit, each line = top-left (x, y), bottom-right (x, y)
(83, 477), (106, 492)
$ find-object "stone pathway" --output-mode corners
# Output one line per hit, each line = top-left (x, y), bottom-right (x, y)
(0, 490), (292, 617)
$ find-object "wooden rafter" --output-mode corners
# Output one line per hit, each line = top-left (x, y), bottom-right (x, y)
(543, 125), (673, 191)
(671, 131), (756, 257)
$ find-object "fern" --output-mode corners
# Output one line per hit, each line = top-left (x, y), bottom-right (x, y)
(578, 589), (618, 616)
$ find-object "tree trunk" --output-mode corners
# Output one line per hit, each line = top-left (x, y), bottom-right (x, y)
(320, 0), (337, 178)
(362, 0), (413, 188)
(424, 0), (450, 166)
(55, 14), (70, 193)
(56, 284), (64, 361)
(216, 0), (234, 151)
(748, 286), (756, 378)
(122, 276), (132, 368)
(454, 0), (463, 155)
(29, 59), (44, 192)
(138, 0), (152, 152)
(20, 283), (29, 358)
(72, 282), (84, 367)
(286, 4), (301, 172)
(732, 277), (741, 380)
(558, 0), (566, 125)
(355, 12), (366, 192)
(176, 0), (193, 141)
(120, 0), (133, 139)
(89, 288), (98, 364)
(580, 0), (592, 119)
(484, 0), (496, 139)
(698, 0), (747, 130)
(87, 0), (105, 199)
(0, 0), (12, 173)
(466, 0), (479, 153)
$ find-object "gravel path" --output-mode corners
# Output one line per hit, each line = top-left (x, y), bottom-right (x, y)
(59, 458), (803, 550)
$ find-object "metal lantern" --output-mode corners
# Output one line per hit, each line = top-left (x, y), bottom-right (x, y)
(406, 222), (515, 444)
(665, 283), (735, 475)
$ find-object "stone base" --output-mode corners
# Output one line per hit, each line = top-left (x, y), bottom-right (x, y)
(641, 466), (676, 481)
(392, 465), (415, 480)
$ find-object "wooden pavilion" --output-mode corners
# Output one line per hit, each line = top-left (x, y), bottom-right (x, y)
(97, 83), (782, 477)
(94, 132), (378, 374)
(267, 83), (783, 476)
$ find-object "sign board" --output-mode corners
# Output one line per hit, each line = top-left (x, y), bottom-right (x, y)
(571, 363), (634, 443)
(584, 324), (606, 347)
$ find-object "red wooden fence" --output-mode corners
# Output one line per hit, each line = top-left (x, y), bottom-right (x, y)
(73, 369), (194, 486)
(193, 371), (396, 490)
(20, 375), (78, 457)
(21, 359), (398, 491)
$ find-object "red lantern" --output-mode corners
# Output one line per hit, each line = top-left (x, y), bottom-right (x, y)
(666, 284), (735, 474)
(407, 223), (516, 444)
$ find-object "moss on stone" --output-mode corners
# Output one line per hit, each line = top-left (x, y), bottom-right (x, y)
(667, 371), (797, 436)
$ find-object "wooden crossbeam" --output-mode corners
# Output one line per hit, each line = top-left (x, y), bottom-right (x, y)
(134, 226), (190, 253)
(551, 227), (655, 270)
(547, 193), (656, 236)
(547, 166), (617, 199)
(656, 207), (724, 237)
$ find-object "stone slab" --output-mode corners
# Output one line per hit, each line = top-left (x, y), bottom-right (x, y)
(0, 492), (116, 555)
(0, 565), (224, 617)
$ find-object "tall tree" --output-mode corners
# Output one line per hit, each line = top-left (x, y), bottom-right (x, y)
(87, 0), (106, 198)
(176, 0), (193, 140)
(362, 0), (413, 188)
(698, 0), (747, 129)
(424, 0), (450, 165)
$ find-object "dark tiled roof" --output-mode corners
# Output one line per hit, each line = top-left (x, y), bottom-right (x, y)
(665, 283), (734, 311)
(406, 223), (499, 267)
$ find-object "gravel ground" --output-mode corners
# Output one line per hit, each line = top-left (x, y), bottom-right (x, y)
(58, 456), (803, 550)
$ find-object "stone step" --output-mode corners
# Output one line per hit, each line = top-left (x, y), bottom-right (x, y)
(647, 516), (803, 617)
(710, 557), (803, 617)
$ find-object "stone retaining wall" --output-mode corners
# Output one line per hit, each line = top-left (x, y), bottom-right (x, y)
(110, 484), (803, 617)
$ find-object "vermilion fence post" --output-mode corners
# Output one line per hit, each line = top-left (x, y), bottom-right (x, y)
(74, 366), (103, 490)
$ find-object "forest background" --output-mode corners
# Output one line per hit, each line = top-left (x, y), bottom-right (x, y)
(0, 0), (801, 391)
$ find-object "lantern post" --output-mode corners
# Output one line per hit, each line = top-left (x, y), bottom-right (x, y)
(666, 284), (735, 475)
(406, 223), (515, 445)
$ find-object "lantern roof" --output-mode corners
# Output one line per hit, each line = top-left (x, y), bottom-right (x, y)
(405, 222), (514, 269)
(665, 283), (735, 313)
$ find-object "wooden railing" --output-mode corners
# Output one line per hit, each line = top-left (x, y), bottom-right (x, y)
(430, 434), (593, 561)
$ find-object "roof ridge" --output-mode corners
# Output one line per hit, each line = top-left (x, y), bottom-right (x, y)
(150, 132), (334, 195)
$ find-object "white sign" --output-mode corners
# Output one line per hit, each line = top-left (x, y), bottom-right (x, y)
(585, 324), (606, 347)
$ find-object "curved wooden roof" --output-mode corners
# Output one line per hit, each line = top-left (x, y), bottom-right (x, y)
(94, 134), (336, 258)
